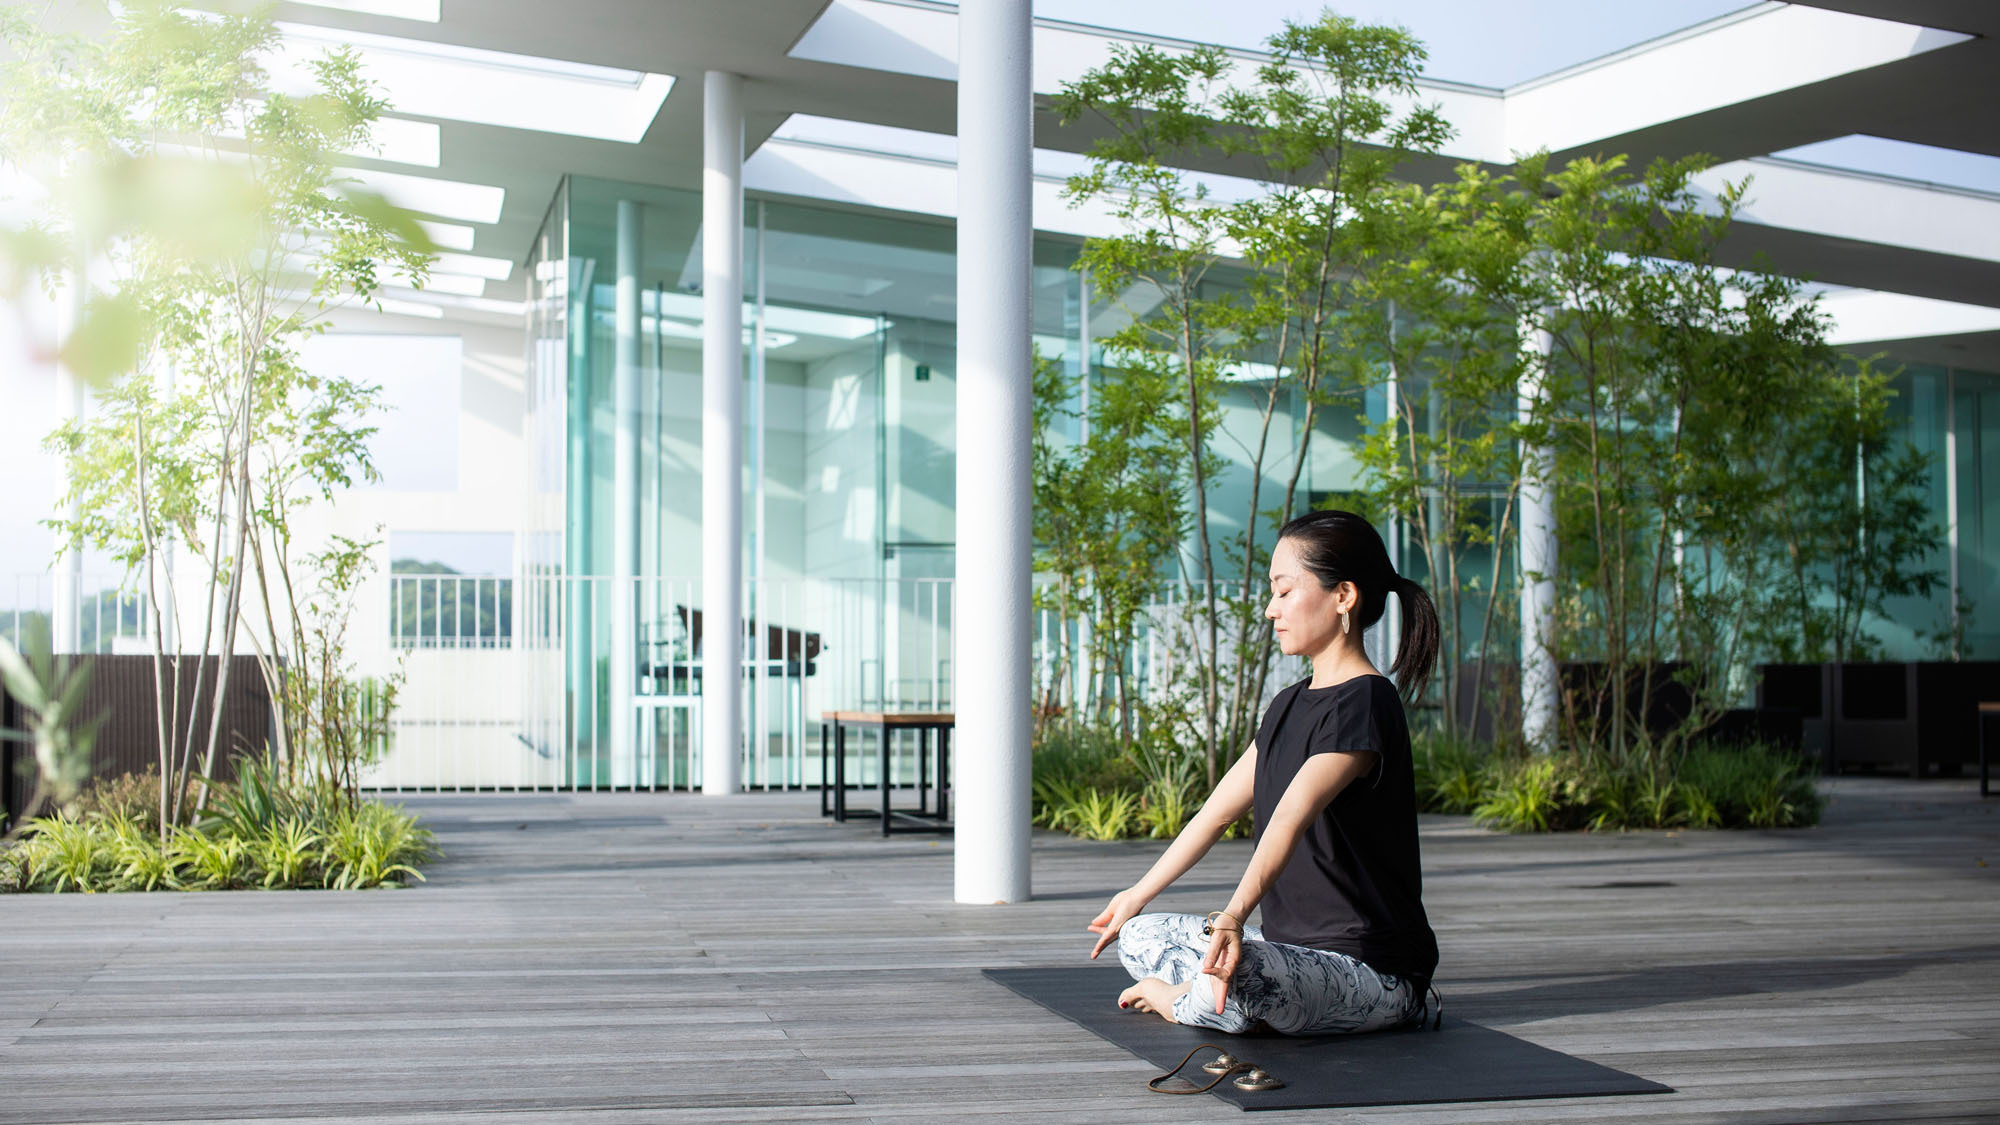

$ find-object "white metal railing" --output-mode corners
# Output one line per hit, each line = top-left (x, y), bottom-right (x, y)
(368, 575), (964, 793)
(6, 568), (1302, 793)
(3, 573), (154, 655)
(389, 573), (513, 649)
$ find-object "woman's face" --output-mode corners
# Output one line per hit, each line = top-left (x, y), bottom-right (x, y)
(1265, 537), (1353, 658)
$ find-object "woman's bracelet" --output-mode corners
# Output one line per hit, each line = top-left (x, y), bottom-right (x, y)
(1201, 910), (1243, 937)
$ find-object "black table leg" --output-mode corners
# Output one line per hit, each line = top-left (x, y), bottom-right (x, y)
(880, 725), (893, 837)
(1982, 711), (1991, 798)
(919, 726), (931, 815)
(938, 725), (950, 823)
(834, 722), (848, 822)
(820, 722), (830, 816)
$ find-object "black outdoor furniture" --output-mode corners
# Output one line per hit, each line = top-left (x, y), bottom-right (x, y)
(1755, 663), (1834, 769)
(1817, 661), (2000, 777)
(819, 709), (951, 836)
(1980, 701), (1999, 798)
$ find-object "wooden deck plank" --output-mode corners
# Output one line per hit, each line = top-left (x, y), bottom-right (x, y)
(3, 775), (1997, 1123)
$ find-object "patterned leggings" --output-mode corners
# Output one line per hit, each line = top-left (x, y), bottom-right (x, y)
(1116, 912), (1423, 1035)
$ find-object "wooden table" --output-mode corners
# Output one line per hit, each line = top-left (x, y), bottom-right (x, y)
(820, 710), (953, 836)
(1981, 702), (1999, 797)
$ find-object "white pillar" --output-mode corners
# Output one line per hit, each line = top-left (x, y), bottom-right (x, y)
(1945, 367), (1960, 657)
(1518, 318), (1558, 752)
(610, 199), (642, 787)
(1381, 300), (1402, 679)
(954, 0), (1033, 905)
(702, 70), (745, 796)
(1073, 269), (1092, 715)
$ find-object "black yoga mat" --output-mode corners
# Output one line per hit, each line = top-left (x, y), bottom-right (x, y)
(984, 965), (1671, 1112)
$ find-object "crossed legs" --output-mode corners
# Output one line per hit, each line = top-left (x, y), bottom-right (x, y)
(1114, 912), (1422, 1035)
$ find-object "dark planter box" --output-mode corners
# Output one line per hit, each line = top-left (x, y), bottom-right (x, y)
(1827, 661), (2000, 778)
(1453, 659), (1518, 746)
(1755, 663), (1834, 770)
(1704, 707), (1805, 754)
(2, 654), (272, 829)
(1454, 659), (1702, 748)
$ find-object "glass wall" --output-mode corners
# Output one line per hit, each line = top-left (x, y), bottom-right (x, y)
(522, 174), (2000, 790)
(1868, 363), (2000, 660)
(1950, 367), (2000, 657)
(520, 176), (1374, 786)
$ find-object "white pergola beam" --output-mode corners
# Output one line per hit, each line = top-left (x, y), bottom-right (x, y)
(791, 0), (1971, 166)
(1698, 158), (2000, 266)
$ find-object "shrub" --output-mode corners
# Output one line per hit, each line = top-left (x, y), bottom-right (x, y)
(1676, 743), (1821, 828)
(0, 785), (434, 893)
(1046, 787), (1139, 842)
(250, 818), (323, 889)
(322, 800), (434, 889)
(1413, 729), (1491, 814)
(1474, 758), (1578, 833)
(74, 772), (177, 835)
(1137, 772), (1201, 839)
(199, 754), (320, 841)
(11, 815), (117, 892)
(171, 831), (251, 890)
(107, 814), (178, 891)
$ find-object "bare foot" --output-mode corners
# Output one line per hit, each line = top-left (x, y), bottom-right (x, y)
(1118, 978), (1192, 1023)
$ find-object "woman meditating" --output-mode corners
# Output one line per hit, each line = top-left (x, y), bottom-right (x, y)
(1088, 509), (1440, 1035)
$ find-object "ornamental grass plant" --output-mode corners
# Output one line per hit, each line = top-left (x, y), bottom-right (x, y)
(1030, 720), (1822, 841)
(1, 761), (434, 894)
(1413, 730), (1822, 833)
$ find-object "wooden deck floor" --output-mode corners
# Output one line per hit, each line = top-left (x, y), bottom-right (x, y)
(4, 777), (1998, 1123)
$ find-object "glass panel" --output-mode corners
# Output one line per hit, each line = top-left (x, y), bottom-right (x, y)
(1957, 367), (2000, 656)
(1877, 365), (1954, 658)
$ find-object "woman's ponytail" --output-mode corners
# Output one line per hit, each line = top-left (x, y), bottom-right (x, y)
(1276, 509), (1442, 703)
(1388, 575), (1441, 705)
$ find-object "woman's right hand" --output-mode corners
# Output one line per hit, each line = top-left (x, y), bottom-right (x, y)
(1087, 888), (1149, 959)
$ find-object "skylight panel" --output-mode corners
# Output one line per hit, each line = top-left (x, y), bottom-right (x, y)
(432, 251), (513, 282)
(384, 270), (485, 296)
(290, 0), (441, 22)
(341, 167), (504, 224)
(1769, 136), (2000, 197)
(354, 116), (441, 168)
(371, 295), (446, 318)
(273, 22), (674, 143)
(415, 220), (475, 252)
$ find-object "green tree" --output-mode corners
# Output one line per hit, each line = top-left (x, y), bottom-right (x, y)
(1351, 162), (1532, 737)
(1032, 352), (1183, 743)
(1055, 10), (1448, 784)
(8, 1), (433, 830)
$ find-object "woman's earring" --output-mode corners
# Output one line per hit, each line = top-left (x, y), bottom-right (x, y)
(1341, 610), (1351, 636)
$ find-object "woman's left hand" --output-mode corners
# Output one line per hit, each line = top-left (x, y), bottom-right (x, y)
(1199, 925), (1243, 1014)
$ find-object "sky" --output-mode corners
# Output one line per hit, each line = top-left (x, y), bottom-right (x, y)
(1014, 0), (1757, 88)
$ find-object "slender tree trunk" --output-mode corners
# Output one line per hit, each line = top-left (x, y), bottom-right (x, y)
(198, 369), (258, 803)
(134, 404), (174, 835)
(1180, 306), (1222, 788)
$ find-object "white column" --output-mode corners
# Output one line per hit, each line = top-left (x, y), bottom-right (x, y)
(610, 199), (642, 787)
(1073, 269), (1092, 715)
(702, 70), (745, 796)
(954, 0), (1033, 905)
(1518, 318), (1558, 752)
(1945, 367), (1960, 657)
(1381, 299), (1402, 678)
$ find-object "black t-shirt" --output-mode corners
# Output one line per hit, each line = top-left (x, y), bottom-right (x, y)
(1252, 673), (1438, 986)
